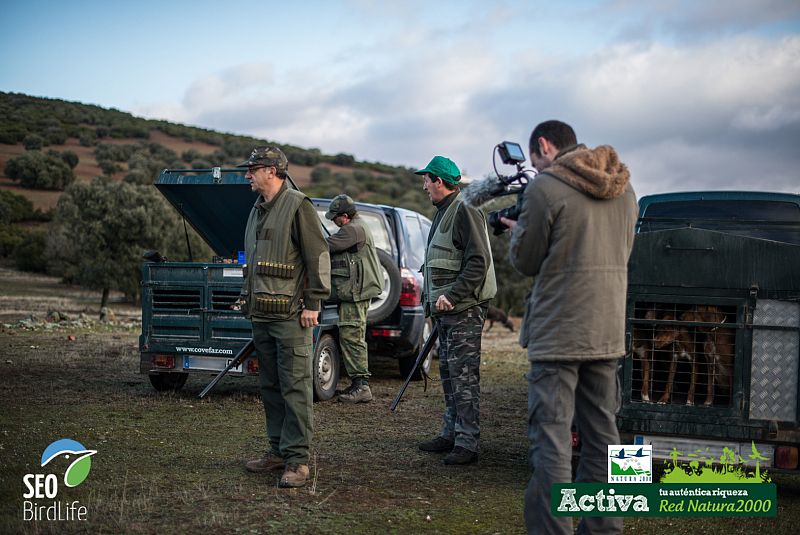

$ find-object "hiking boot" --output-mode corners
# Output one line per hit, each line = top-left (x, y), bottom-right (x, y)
(443, 446), (478, 465)
(418, 436), (454, 453)
(279, 463), (310, 488)
(245, 452), (284, 473)
(337, 384), (373, 403)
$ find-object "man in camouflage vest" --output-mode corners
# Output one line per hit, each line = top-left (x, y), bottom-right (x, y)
(415, 155), (497, 465)
(237, 146), (331, 488)
(324, 194), (383, 403)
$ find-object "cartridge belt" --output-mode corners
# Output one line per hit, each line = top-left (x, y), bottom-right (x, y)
(255, 261), (295, 279)
(253, 296), (292, 314)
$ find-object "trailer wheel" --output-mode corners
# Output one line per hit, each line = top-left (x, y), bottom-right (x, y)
(149, 372), (188, 392)
(313, 334), (340, 401)
(367, 249), (401, 325)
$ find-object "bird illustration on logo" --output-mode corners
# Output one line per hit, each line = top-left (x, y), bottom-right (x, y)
(40, 439), (97, 487)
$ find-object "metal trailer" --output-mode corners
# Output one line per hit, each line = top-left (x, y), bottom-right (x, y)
(618, 191), (800, 472)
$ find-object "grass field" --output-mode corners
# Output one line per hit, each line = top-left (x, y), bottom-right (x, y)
(1, 268), (798, 534)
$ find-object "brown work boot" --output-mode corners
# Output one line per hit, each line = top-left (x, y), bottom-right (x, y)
(279, 463), (310, 488)
(245, 452), (283, 473)
(338, 384), (373, 403)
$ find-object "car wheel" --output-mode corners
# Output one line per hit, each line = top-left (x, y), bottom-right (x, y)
(149, 372), (188, 392)
(366, 249), (401, 325)
(313, 334), (340, 401)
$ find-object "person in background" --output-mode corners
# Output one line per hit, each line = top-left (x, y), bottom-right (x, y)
(324, 194), (382, 403)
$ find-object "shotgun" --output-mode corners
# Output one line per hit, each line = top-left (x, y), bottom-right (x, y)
(198, 339), (255, 399)
(390, 325), (439, 412)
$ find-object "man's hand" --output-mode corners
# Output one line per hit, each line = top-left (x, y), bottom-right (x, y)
(231, 298), (245, 312)
(435, 295), (454, 312)
(500, 216), (517, 231)
(300, 309), (320, 328)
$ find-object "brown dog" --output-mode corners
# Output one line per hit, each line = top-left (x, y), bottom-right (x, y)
(654, 312), (697, 405)
(485, 305), (514, 332)
(681, 305), (734, 406)
(632, 308), (657, 402)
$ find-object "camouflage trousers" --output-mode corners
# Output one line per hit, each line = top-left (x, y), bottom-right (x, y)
(434, 304), (486, 453)
(338, 300), (371, 383)
(251, 318), (314, 465)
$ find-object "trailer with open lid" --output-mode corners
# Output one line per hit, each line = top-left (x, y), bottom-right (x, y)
(618, 191), (800, 471)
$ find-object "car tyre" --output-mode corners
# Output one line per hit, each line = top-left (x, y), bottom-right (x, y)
(367, 249), (401, 325)
(313, 334), (341, 401)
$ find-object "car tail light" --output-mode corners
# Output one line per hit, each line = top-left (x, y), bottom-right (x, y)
(775, 446), (798, 470)
(152, 354), (175, 369)
(370, 328), (402, 338)
(399, 267), (421, 306)
(246, 358), (259, 375)
(571, 431), (579, 449)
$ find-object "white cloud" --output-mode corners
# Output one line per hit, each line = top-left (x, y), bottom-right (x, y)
(131, 13), (799, 197)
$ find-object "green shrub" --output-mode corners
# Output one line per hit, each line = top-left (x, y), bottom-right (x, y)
(14, 229), (47, 272)
(4, 151), (75, 190)
(61, 150), (79, 169)
(23, 134), (45, 150)
(0, 224), (25, 256)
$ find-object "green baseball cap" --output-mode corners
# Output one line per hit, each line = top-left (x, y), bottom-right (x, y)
(237, 146), (289, 172)
(414, 155), (461, 185)
(325, 194), (356, 220)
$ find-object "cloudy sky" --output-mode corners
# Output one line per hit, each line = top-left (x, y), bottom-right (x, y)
(1, 0), (798, 196)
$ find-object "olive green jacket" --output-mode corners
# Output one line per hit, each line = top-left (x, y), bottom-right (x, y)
(242, 181), (330, 321)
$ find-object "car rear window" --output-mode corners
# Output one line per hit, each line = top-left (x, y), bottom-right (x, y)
(316, 208), (392, 254)
(639, 200), (800, 245)
(404, 215), (427, 270)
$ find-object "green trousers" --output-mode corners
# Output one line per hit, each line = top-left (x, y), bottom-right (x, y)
(338, 300), (371, 382)
(251, 318), (313, 465)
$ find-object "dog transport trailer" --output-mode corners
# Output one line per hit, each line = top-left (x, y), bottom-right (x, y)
(618, 191), (800, 472)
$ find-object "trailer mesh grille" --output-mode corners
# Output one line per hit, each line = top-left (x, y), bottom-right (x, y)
(629, 301), (737, 407)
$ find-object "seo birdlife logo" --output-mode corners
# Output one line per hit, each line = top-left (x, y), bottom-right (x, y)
(22, 438), (97, 522)
(608, 445), (652, 483)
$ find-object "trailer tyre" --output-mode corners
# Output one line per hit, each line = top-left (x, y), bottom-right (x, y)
(367, 249), (401, 325)
(313, 334), (341, 401)
(149, 372), (188, 392)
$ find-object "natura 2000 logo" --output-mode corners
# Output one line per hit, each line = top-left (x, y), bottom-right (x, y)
(22, 438), (97, 521)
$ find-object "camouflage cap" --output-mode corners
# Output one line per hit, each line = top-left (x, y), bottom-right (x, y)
(325, 194), (356, 220)
(414, 155), (461, 185)
(237, 146), (289, 172)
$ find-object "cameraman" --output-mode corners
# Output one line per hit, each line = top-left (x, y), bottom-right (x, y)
(501, 121), (637, 534)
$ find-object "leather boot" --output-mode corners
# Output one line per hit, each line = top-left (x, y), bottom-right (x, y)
(279, 463), (310, 488)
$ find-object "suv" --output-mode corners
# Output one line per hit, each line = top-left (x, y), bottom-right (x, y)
(139, 168), (434, 400)
(618, 191), (800, 471)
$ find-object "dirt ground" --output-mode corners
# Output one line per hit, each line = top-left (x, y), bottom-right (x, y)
(1, 267), (798, 534)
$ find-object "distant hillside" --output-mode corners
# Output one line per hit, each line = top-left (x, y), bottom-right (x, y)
(0, 91), (426, 214)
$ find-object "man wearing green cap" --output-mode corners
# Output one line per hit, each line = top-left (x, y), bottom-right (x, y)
(236, 146), (331, 488)
(324, 194), (382, 403)
(414, 155), (497, 465)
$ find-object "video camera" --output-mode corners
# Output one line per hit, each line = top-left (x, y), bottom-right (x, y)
(484, 141), (536, 235)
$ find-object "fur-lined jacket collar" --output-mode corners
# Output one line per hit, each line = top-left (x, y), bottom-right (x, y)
(542, 144), (630, 200)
